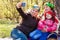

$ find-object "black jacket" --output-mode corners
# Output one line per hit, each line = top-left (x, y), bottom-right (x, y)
(16, 7), (39, 37)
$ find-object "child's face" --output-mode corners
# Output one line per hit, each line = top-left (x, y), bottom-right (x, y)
(46, 13), (52, 19)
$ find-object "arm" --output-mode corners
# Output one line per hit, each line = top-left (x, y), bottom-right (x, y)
(38, 20), (45, 30)
(46, 22), (58, 32)
(16, 2), (27, 18)
(38, 20), (48, 32)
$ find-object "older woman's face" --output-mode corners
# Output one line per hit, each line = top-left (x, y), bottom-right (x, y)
(31, 9), (39, 17)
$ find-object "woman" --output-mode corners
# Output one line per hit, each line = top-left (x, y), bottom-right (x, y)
(11, 2), (40, 40)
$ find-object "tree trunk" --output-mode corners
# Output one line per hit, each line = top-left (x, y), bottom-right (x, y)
(53, 0), (60, 20)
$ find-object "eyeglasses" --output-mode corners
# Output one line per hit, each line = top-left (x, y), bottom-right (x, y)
(32, 9), (38, 12)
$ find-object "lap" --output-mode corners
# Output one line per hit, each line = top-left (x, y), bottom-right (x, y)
(29, 29), (43, 39)
(29, 29), (50, 40)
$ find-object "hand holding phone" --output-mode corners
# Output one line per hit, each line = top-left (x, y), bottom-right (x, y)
(22, 2), (26, 7)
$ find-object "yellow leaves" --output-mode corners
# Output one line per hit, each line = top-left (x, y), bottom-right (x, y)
(0, 0), (54, 19)
(0, 13), (5, 19)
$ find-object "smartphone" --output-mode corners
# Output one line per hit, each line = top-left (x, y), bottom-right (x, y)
(22, 2), (26, 7)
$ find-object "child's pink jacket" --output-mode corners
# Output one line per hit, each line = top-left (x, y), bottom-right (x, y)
(37, 19), (58, 32)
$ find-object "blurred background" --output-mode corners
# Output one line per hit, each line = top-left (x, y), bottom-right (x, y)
(0, 0), (60, 38)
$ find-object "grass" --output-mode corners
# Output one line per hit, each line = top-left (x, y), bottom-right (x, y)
(0, 24), (17, 38)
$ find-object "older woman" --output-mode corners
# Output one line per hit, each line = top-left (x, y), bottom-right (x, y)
(11, 2), (40, 40)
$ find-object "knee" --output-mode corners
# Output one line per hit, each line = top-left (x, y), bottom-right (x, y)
(29, 29), (39, 38)
(29, 34), (41, 40)
(29, 32), (33, 38)
(33, 34), (41, 39)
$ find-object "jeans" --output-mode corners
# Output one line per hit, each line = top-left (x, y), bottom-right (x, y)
(29, 29), (50, 40)
(11, 28), (27, 40)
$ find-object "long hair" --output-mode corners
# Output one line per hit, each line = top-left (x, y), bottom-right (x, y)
(44, 11), (59, 23)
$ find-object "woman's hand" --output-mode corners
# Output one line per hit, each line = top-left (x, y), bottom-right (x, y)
(16, 2), (22, 8)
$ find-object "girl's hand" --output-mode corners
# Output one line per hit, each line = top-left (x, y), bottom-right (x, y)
(42, 28), (47, 32)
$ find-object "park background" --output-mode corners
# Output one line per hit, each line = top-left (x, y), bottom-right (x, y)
(0, 0), (60, 38)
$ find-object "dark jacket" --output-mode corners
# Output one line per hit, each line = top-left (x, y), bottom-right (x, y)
(16, 7), (39, 37)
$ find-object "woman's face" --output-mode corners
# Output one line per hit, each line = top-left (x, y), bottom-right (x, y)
(44, 6), (51, 12)
(46, 13), (52, 19)
(31, 9), (39, 17)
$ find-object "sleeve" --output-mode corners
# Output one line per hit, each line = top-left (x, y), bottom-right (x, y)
(46, 22), (58, 32)
(16, 7), (27, 18)
(37, 20), (45, 30)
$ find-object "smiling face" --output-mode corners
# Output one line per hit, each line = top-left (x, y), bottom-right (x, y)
(30, 9), (39, 17)
(46, 13), (52, 19)
(44, 5), (51, 12)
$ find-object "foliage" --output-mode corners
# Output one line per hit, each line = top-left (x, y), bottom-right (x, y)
(0, 24), (16, 38)
(0, 0), (20, 22)
(0, 0), (44, 21)
(0, 19), (17, 24)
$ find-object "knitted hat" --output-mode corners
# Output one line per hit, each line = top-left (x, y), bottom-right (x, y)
(45, 2), (54, 9)
(32, 5), (40, 12)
